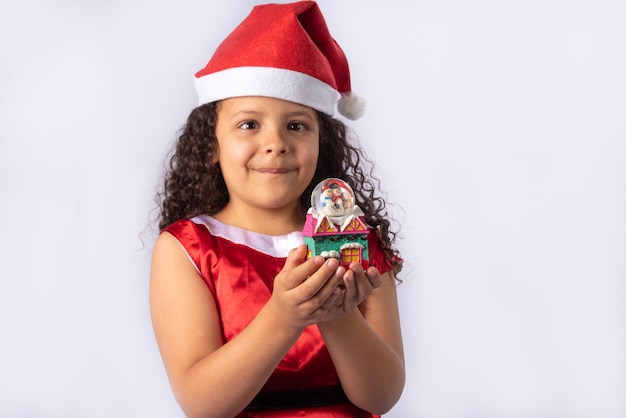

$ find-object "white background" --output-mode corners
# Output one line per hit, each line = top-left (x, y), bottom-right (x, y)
(1, 0), (625, 417)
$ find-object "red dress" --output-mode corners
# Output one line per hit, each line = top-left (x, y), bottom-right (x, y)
(164, 215), (392, 417)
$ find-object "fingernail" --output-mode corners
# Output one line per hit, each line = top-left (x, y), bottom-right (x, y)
(326, 258), (339, 268)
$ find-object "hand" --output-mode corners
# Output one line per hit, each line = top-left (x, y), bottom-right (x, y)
(268, 245), (346, 329)
(329, 263), (383, 316)
(345, 263), (384, 311)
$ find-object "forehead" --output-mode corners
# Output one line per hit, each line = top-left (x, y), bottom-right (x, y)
(218, 96), (317, 118)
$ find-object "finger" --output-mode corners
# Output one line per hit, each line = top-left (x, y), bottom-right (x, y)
(306, 260), (344, 299)
(366, 267), (383, 289)
(279, 251), (326, 291)
(348, 262), (373, 295)
(341, 269), (358, 312)
(282, 244), (309, 270)
(314, 286), (345, 320)
(350, 263), (382, 289)
(290, 258), (342, 299)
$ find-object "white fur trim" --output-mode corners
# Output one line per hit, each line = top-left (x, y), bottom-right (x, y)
(190, 215), (304, 258)
(194, 66), (340, 116)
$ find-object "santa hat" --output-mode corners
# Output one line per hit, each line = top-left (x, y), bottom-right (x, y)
(194, 1), (366, 120)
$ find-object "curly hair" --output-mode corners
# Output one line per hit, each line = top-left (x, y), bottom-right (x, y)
(156, 101), (402, 273)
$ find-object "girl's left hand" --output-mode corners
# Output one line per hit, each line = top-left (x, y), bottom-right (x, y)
(335, 263), (383, 314)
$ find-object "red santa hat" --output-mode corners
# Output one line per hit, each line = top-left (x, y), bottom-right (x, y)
(194, 1), (366, 120)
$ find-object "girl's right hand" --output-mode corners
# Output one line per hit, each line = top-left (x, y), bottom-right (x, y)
(268, 244), (346, 329)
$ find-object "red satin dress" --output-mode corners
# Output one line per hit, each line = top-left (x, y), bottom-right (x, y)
(164, 215), (392, 417)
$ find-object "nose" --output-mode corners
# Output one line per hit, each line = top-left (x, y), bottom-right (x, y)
(262, 128), (289, 155)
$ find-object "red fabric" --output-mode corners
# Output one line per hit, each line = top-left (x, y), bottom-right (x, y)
(239, 403), (374, 418)
(164, 215), (390, 417)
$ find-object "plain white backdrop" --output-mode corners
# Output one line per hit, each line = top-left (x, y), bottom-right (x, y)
(1, 0), (625, 417)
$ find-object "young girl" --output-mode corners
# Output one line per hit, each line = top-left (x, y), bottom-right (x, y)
(150, 2), (404, 417)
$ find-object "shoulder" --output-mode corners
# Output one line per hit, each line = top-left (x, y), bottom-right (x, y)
(162, 215), (226, 250)
(163, 216), (211, 242)
(158, 216), (217, 276)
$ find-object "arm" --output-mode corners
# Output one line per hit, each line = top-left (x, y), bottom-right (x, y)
(317, 267), (405, 415)
(150, 233), (345, 418)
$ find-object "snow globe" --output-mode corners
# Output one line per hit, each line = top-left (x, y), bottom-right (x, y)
(302, 178), (370, 268)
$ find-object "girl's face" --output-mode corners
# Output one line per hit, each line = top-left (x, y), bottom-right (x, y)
(214, 96), (320, 221)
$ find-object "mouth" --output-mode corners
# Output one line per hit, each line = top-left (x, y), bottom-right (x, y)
(254, 167), (295, 174)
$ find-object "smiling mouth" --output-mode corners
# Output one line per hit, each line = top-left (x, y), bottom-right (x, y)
(255, 168), (294, 174)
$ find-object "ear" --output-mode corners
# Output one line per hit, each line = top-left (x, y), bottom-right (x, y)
(210, 146), (219, 164)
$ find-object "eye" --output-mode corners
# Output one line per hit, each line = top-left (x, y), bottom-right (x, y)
(287, 122), (308, 132)
(238, 120), (259, 130)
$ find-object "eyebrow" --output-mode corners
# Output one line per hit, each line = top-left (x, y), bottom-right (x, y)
(229, 110), (316, 121)
(287, 110), (316, 121)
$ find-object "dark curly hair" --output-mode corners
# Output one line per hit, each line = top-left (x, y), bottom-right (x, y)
(156, 101), (402, 273)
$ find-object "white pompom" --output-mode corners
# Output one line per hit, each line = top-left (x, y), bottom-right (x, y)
(337, 92), (366, 120)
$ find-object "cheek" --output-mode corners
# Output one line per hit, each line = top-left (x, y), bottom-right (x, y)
(300, 151), (319, 181)
(218, 142), (250, 166)
(306, 139), (320, 166)
(302, 145), (320, 185)
(214, 147), (242, 185)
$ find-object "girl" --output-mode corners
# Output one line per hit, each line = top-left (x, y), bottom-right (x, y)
(150, 2), (404, 417)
